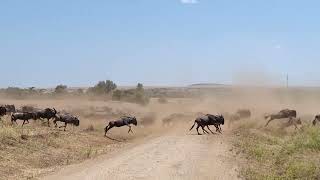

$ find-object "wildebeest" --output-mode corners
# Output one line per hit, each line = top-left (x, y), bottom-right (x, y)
(280, 117), (302, 130)
(189, 114), (225, 135)
(53, 113), (80, 131)
(4, 104), (15, 115)
(265, 109), (297, 127)
(34, 108), (57, 127)
(0, 106), (7, 119)
(104, 116), (137, 136)
(312, 114), (320, 126)
(11, 112), (37, 126)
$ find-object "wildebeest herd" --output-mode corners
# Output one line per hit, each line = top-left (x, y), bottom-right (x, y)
(0, 104), (319, 136)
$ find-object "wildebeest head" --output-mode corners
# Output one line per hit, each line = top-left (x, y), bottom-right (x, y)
(219, 115), (225, 125)
(53, 108), (57, 114)
(132, 117), (138, 126)
(73, 117), (80, 126)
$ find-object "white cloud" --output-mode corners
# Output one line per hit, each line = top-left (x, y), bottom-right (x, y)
(180, 0), (199, 4)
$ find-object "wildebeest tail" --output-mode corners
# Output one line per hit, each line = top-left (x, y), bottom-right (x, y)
(189, 121), (197, 131)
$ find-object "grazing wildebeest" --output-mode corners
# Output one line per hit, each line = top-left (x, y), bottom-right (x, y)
(312, 114), (320, 126)
(53, 114), (80, 131)
(104, 116), (137, 136)
(11, 112), (37, 126)
(189, 114), (225, 135)
(0, 106), (7, 119)
(4, 104), (16, 115)
(265, 109), (297, 127)
(34, 108), (57, 127)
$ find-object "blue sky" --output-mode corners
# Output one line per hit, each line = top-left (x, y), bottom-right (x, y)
(0, 0), (319, 87)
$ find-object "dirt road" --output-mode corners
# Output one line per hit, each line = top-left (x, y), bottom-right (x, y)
(43, 131), (238, 180)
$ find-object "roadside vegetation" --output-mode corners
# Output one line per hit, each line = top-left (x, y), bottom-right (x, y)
(233, 122), (320, 179)
(0, 119), (122, 179)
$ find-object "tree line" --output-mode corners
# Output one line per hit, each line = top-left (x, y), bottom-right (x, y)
(0, 80), (150, 105)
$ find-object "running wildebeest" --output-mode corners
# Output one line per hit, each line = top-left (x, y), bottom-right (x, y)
(312, 114), (320, 126)
(4, 104), (15, 115)
(53, 113), (80, 131)
(0, 106), (7, 120)
(265, 109), (297, 127)
(280, 117), (302, 130)
(11, 112), (37, 126)
(104, 116), (137, 136)
(189, 114), (225, 135)
(34, 108), (57, 127)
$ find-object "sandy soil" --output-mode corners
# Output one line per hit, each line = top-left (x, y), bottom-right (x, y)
(42, 125), (238, 180)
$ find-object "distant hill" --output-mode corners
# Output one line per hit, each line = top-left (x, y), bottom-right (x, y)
(188, 83), (228, 88)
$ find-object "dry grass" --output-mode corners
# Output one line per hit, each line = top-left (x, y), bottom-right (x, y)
(233, 121), (320, 179)
(0, 119), (123, 180)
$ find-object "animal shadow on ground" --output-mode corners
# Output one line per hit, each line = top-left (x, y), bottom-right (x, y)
(104, 135), (126, 142)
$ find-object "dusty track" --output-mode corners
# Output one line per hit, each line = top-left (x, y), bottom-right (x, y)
(43, 128), (238, 180)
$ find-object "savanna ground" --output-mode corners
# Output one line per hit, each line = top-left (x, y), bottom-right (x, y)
(0, 87), (320, 179)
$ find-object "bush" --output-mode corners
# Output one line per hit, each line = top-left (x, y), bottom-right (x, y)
(88, 80), (117, 95)
(111, 83), (150, 105)
(54, 85), (68, 94)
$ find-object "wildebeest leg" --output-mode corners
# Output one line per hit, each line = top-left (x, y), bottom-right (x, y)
(265, 117), (274, 127)
(22, 120), (26, 126)
(215, 124), (222, 134)
(128, 125), (133, 133)
(64, 122), (67, 131)
(287, 117), (293, 124)
(47, 118), (50, 127)
(54, 120), (58, 128)
(201, 125), (209, 134)
(105, 124), (114, 135)
(206, 125), (215, 134)
(104, 125), (110, 136)
(196, 124), (201, 135)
